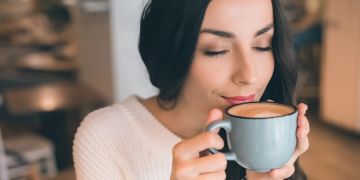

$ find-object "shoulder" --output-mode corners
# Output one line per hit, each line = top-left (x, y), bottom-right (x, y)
(72, 102), (134, 179)
(73, 96), (143, 149)
(78, 104), (126, 134)
(77, 96), (141, 134)
(82, 104), (127, 128)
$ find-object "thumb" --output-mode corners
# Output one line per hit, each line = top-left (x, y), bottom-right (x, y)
(205, 108), (223, 134)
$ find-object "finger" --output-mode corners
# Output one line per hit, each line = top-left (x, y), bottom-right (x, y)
(246, 170), (269, 180)
(269, 165), (295, 180)
(297, 113), (305, 127)
(205, 109), (223, 134)
(286, 127), (309, 163)
(297, 116), (309, 139)
(286, 124), (310, 165)
(298, 115), (310, 135)
(197, 171), (226, 180)
(296, 127), (310, 154)
(287, 140), (309, 166)
(297, 115), (309, 132)
(297, 103), (308, 116)
(206, 109), (223, 125)
(171, 154), (225, 179)
(191, 153), (227, 174)
(173, 132), (224, 160)
(304, 116), (310, 134)
(286, 149), (300, 166)
(297, 103), (308, 128)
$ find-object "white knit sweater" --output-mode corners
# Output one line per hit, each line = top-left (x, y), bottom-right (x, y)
(73, 96), (182, 180)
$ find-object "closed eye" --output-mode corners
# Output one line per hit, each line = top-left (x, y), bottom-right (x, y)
(254, 46), (272, 52)
(203, 50), (229, 57)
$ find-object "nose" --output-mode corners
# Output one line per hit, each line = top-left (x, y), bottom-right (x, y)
(231, 55), (258, 85)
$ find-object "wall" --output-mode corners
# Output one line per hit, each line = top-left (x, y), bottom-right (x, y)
(320, 0), (360, 133)
(110, 0), (157, 102)
(75, 3), (114, 103)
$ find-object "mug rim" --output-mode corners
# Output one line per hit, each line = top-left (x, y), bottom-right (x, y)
(225, 101), (298, 119)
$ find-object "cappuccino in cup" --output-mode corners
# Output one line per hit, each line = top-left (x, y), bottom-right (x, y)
(228, 102), (295, 118)
(206, 102), (298, 172)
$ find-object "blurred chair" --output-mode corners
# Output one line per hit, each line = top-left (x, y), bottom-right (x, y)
(0, 127), (9, 180)
(0, 127), (57, 180)
(5, 133), (58, 179)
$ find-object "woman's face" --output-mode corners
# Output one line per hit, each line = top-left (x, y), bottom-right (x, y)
(180, 0), (275, 112)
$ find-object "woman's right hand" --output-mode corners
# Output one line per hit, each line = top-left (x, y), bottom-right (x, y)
(170, 109), (227, 180)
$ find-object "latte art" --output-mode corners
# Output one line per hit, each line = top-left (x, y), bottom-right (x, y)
(228, 102), (294, 118)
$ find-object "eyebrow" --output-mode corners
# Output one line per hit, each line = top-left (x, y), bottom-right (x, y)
(254, 23), (274, 37)
(200, 29), (236, 38)
(200, 23), (274, 39)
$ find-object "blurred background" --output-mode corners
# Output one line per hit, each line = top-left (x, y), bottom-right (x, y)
(0, 0), (359, 179)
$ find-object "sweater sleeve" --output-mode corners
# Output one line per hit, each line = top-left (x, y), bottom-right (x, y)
(73, 117), (126, 180)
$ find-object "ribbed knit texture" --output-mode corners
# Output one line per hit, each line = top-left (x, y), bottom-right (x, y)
(73, 96), (182, 180)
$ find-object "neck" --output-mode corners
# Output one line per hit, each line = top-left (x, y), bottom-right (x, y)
(142, 96), (208, 139)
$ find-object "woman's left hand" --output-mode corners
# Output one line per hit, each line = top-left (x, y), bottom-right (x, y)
(246, 103), (310, 180)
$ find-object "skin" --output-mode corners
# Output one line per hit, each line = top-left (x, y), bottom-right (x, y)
(142, 0), (310, 179)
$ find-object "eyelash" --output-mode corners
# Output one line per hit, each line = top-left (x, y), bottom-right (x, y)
(254, 46), (273, 52)
(204, 50), (229, 57)
(204, 46), (272, 57)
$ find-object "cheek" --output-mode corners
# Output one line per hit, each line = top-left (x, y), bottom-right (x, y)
(256, 55), (275, 85)
(188, 56), (230, 91)
(181, 58), (228, 104)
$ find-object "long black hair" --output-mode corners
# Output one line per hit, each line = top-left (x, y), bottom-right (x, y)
(139, 0), (306, 179)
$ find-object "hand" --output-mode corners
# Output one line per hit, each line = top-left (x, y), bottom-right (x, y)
(170, 109), (227, 180)
(246, 103), (310, 180)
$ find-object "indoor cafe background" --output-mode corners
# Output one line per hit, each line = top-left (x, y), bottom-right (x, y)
(0, 0), (359, 179)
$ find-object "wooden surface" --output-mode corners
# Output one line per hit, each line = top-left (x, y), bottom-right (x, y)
(300, 117), (360, 180)
(4, 81), (103, 115)
(13, 53), (77, 73)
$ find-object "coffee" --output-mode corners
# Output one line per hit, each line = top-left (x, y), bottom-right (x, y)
(228, 102), (294, 118)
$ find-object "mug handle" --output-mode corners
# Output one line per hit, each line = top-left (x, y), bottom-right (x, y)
(206, 119), (237, 161)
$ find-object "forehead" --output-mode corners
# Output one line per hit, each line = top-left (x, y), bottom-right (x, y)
(201, 0), (274, 37)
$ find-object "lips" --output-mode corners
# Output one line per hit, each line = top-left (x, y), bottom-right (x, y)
(223, 94), (256, 105)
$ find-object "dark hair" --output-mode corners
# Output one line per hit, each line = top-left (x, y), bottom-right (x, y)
(139, 0), (306, 179)
(139, 0), (210, 107)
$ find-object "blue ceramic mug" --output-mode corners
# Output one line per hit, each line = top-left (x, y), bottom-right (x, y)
(206, 102), (298, 172)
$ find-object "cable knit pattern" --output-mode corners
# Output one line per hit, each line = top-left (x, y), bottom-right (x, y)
(73, 96), (182, 180)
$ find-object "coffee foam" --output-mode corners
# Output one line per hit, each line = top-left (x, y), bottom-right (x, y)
(228, 103), (294, 118)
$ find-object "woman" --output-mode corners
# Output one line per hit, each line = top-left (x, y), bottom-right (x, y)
(73, 0), (310, 179)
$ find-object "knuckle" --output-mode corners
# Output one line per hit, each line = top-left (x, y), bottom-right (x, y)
(173, 143), (185, 158)
(269, 170), (279, 179)
(172, 144), (180, 156)
(173, 162), (192, 179)
(289, 165), (295, 176)
(305, 139), (310, 150)
(203, 132), (224, 149)
(300, 138), (310, 153)
(215, 154), (227, 169)
(204, 132), (217, 147)
(218, 171), (226, 179)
